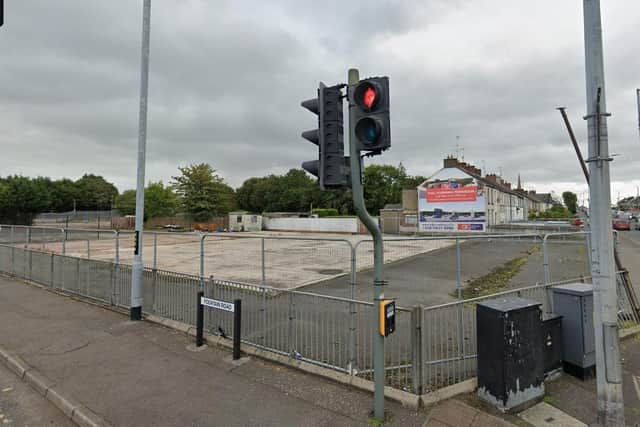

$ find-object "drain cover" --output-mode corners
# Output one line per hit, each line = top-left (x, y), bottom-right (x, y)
(317, 269), (343, 275)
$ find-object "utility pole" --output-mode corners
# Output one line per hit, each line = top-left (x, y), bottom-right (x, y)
(130, 0), (151, 321)
(582, 1), (625, 425)
(348, 68), (386, 421)
(636, 89), (639, 141)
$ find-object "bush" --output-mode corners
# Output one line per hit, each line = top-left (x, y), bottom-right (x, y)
(312, 208), (339, 217)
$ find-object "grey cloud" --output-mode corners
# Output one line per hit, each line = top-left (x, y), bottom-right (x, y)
(0, 0), (638, 199)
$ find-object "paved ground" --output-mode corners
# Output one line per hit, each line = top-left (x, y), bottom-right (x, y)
(305, 238), (590, 306)
(617, 229), (640, 295)
(0, 275), (430, 426)
(0, 362), (74, 427)
(6, 229), (452, 290)
(425, 398), (517, 427)
(545, 333), (640, 425)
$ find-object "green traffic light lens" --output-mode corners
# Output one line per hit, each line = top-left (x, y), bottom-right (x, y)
(355, 118), (381, 145)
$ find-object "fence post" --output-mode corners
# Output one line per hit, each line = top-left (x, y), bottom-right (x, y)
(288, 291), (294, 358)
(542, 235), (553, 314)
(411, 306), (423, 395)
(86, 239), (91, 260)
(50, 253), (55, 288)
(543, 236), (550, 285)
(153, 233), (158, 270)
(27, 228), (32, 280)
(261, 238), (266, 346)
(115, 231), (119, 264)
(110, 259), (116, 306)
(41, 227), (45, 251)
(199, 234), (205, 289)
(10, 226), (15, 276)
(62, 229), (67, 255)
(349, 244), (358, 374)
(76, 257), (80, 293)
(456, 238), (462, 300)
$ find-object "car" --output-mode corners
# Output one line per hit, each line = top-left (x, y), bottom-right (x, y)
(612, 219), (631, 231)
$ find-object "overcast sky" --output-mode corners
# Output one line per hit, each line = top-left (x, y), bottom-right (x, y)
(1, 1), (638, 202)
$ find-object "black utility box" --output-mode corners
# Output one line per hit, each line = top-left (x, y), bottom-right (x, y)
(477, 297), (544, 412)
(542, 314), (563, 375)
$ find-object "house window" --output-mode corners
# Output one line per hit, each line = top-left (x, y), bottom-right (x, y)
(236, 216), (243, 223)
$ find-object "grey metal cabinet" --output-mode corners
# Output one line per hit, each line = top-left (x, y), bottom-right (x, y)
(552, 283), (595, 379)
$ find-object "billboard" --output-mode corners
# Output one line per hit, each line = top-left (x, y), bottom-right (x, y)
(418, 168), (486, 232)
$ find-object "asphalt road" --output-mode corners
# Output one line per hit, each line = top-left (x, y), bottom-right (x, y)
(617, 229), (640, 294)
(0, 362), (73, 427)
(304, 237), (590, 307)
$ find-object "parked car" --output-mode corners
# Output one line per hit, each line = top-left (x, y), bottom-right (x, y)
(612, 219), (631, 231)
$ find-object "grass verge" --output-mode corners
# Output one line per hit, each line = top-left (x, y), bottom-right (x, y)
(453, 245), (538, 300)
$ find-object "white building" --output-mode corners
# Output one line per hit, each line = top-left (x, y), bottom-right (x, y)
(416, 157), (534, 232)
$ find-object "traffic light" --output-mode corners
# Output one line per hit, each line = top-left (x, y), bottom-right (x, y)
(301, 82), (348, 190)
(350, 77), (390, 154)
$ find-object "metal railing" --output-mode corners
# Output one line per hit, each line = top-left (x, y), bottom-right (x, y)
(0, 225), (638, 396)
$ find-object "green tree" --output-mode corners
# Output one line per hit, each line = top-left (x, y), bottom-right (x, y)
(114, 190), (136, 216)
(114, 182), (178, 219)
(75, 174), (118, 210)
(0, 176), (52, 224)
(171, 164), (236, 221)
(145, 181), (178, 218)
(562, 191), (578, 215)
(363, 164), (407, 215)
(50, 179), (79, 212)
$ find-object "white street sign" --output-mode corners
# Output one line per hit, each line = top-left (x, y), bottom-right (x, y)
(201, 297), (234, 312)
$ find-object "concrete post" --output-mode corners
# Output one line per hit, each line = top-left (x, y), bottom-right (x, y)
(583, 1), (625, 424)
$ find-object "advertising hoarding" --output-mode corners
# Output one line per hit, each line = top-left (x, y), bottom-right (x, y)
(418, 168), (486, 232)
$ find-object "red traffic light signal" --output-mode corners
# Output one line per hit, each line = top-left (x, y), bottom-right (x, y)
(350, 77), (390, 153)
(353, 81), (383, 111)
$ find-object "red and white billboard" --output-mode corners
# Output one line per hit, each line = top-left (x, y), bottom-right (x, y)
(418, 168), (486, 233)
(425, 185), (478, 203)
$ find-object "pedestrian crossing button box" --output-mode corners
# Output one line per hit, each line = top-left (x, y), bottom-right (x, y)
(379, 300), (395, 337)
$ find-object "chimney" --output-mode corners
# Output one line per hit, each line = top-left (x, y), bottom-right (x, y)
(443, 156), (459, 168)
(504, 182), (511, 189)
(485, 174), (498, 184)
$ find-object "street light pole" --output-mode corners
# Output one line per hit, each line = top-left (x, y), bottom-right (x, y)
(130, 0), (151, 321)
(582, 1), (624, 424)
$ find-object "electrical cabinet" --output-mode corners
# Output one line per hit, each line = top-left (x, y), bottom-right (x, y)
(476, 297), (544, 412)
(552, 283), (595, 379)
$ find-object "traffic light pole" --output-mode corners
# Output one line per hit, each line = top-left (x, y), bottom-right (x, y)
(348, 68), (386, 421)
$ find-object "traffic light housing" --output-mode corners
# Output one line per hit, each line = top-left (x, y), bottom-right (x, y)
(301, 83), (348, 190)
(350, 77), (390, 154)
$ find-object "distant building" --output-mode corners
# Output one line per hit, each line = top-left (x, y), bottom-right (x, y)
(392, 156), (548, 234)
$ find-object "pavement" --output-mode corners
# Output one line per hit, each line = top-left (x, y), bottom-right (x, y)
(0, 274), (525, 427)
(543, 333), (640, 426)
(0, 361), (74, 427)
